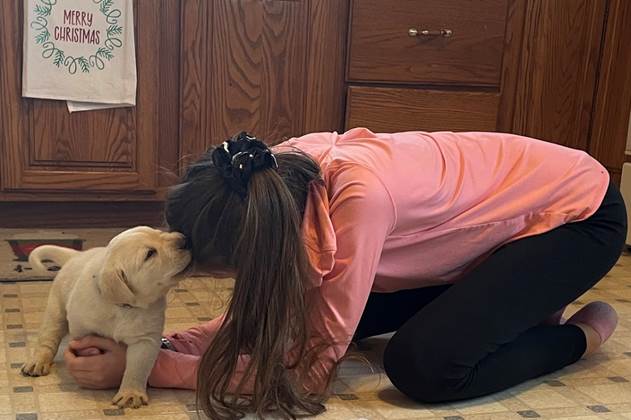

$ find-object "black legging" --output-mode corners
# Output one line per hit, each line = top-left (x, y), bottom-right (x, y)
(353, 182), (627, 403)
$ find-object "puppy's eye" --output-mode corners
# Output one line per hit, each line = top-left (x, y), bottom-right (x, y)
(145, 248), (157, 261)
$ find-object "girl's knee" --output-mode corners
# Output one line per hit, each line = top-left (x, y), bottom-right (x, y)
(383, 333), (468, 403)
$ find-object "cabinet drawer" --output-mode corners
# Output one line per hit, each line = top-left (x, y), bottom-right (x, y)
(345, 86), (499, 132)
(348, 0), (508, 86)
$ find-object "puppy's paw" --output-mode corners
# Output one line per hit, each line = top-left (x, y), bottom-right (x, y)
(113, 388), (149, 409)
(21, 358), (52, 377)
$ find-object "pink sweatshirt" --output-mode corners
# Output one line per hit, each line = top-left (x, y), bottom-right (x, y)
(149, 128), (609, 390)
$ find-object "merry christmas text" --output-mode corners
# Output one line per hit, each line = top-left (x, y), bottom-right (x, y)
(53, 9), (100, 45)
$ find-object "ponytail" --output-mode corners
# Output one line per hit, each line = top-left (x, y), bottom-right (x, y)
(166, 133), (326, 419)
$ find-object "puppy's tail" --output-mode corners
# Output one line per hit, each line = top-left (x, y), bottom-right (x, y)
(28, 245), (80, 275)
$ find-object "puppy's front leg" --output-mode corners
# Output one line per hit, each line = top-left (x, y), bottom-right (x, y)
(112, 337), (160, 409)
(22, 289), (68, 377)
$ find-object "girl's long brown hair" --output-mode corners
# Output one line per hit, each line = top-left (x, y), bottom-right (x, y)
(166, 148), (333, 419)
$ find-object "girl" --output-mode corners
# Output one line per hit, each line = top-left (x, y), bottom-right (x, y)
(65, 128), (626, 419)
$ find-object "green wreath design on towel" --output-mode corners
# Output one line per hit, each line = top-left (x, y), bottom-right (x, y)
(30, 0), (124, 74)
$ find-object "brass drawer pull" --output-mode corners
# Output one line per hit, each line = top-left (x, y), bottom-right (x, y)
(408, 28), (453, 38)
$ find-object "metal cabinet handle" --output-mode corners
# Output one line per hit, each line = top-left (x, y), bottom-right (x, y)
(408, 28), (453, 38)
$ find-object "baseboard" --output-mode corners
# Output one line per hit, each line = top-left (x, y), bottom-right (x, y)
(0, 202), (165, 228)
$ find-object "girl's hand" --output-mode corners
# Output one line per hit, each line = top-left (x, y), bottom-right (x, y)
(63, 336), (127, 389)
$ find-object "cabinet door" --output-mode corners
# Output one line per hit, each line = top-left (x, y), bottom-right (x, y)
(509, 0), (607, 150)
(0, 1), (170, 195)
(179, 0), (349, 160)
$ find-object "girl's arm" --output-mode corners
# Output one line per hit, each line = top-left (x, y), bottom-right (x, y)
(148, 350), (199, 389)
(147, 315), (226, 389)
(163, 314), (226, 355)
(296, 165), (396, 390)
(148, 348), (255, 391)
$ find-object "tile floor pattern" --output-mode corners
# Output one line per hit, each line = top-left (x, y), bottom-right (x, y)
(1, 256), (631, 419)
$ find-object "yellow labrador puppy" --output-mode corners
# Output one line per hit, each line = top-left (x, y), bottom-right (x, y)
(21, 226), (191, 408)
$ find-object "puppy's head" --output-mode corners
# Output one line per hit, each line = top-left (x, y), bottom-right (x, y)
(98, 226), (191, 308)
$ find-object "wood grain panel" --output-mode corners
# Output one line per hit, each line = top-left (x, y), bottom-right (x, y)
(496, 0), (527, 132)
(345, 86), (499, 133)
(179, 0), (347, 160)
(511, 0), (606, 149)
(588, 0), (631, 172)
(209, 0), (308, 147)
(303, 0), (349, 133)
(0, 0), (24, 189)
(348, 0), (508, 85)
(157, 0), (182, 187)
(178, 0), (211, 166)
(31, 101), (134, 167)
(133, 0), (160, 187)
(210, 1), (263, 143)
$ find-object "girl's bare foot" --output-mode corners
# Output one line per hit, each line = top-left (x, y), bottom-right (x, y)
(567, 301), (618, 357)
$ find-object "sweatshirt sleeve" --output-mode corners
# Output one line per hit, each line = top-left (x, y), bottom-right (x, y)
(147, 316), (226, 389)
(299, 165), (396, 390)
(164, 315), (226, 355)
(148, 350), (200, 390)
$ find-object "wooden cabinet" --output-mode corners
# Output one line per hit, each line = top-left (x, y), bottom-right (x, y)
(1, 0), (630, 226)
(0, 0), (349, 225)
(0, 1), (179, 200)
(345, 0), (520, 134)
(0, 0), (347, 204)
(345, 0), (510, 134)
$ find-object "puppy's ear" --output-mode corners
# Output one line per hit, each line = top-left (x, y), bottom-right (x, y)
(98, 268), (136, 305)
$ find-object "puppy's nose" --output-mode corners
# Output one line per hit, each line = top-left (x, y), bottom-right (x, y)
(170, 233), (187, 249)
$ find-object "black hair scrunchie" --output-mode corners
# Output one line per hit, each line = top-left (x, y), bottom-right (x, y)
(211, 132), (278, 198)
